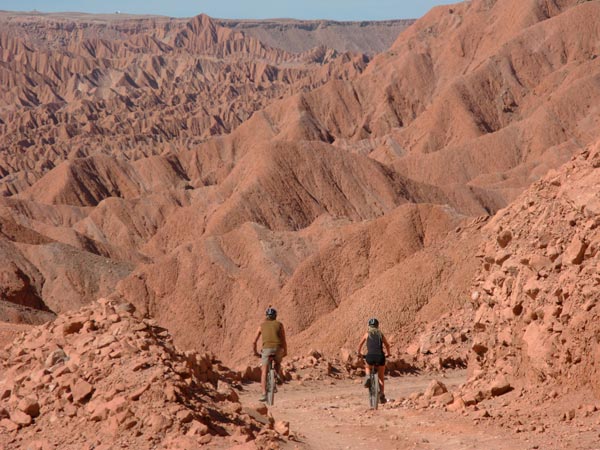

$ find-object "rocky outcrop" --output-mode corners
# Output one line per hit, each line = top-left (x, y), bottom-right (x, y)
(0, 297), (290, 449)
(465, 144), (600, 394)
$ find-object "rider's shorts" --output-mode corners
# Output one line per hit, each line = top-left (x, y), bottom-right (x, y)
(261, 347), (284, 366)
(365, 354), (385, 366)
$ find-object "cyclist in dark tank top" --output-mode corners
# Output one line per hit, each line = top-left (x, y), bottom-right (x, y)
(358, 318), (391, 403)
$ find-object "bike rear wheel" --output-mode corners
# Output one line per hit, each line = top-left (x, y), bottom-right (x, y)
(266, 360), (276, 406)
(369, 370), (379, 409)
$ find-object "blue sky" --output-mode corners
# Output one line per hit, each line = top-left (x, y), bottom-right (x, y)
(0, 1), (458, 20)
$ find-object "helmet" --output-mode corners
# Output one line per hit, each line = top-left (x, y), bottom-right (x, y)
(266, 307), (277, 319)
(368, 318), (379, 328)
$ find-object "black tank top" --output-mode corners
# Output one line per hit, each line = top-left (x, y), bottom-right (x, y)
(366, 331), (383, 356)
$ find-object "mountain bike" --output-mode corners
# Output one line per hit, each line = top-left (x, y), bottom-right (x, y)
(363, 356), (382, 409)
(265, 354), (277, 406)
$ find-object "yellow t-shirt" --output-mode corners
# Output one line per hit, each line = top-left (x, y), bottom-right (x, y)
(261, 320), (282, 349)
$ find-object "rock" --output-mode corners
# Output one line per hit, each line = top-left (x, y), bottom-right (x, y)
(419, 333), (435, 354)
(186, 420), (209, 436)
(17, 397), (41, 418)
(497, 230), (513, 248)
(475, 409), (490, 419)
(0, 418), (19, 432)
(175, 409), (194, 424)
(10, 409), (33, 426)
(128, 384), (150, 401)
(45, 349), (68, 368)
(71, 379), (94, 403)
(0, 408), (8, 419)
(524, 277), (541, 299)
(146, 413), (173, 433)
(495, 250), (512, 265)
(436, 392), (455, 406)
(274, 420), (290, 436)
(462, 390), (483, 406)
(490, 376), (513, 397)
(424, 380), (448, 398)
(340, 348), (353, 363)
(105, 396), (127, 414)
(307, 349), (322, 359)
(472, 341), (488, 356)
(416, 397), (430, 409)
(0, 385), (11, 400)
(115, 302), (136, 315)
(443, 334), (456, 345)
(62, 320), (84, 335)
(247, 403), (268, 416)
(563, 236), (588, 265)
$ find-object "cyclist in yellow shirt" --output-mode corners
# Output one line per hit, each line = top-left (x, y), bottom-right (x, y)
(253, 307), (288, 402)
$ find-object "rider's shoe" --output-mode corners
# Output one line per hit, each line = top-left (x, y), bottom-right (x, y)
(379, 394), (387, 404)
(363, 377), (371, 388)
(259, 394), (267, 402)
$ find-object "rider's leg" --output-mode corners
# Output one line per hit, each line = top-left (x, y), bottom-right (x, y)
(363, 364), (373, 387)
(377, 365), (385, 394)
(260, 363), (268, 394)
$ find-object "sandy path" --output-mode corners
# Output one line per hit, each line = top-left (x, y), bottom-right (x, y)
(239, 370), (534, 450)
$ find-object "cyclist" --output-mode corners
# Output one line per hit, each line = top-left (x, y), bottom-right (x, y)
(358, 318), (391, 404)
(253, 307), (288, 402)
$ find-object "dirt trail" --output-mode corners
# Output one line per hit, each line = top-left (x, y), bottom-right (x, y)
(239, 371), (531, 450)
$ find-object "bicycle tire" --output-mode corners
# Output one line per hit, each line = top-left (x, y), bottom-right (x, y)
(266, 361), (276, 406)
(369, 371), (379, 409)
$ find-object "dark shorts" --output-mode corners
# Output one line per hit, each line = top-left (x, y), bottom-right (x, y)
(365, 354), (386, 366)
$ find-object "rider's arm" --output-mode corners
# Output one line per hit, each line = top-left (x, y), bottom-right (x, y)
(279, 324), (288, 357)
(382, 334), (392, 357)
(253, 327), (262, 356)
(357, 333), (367, 354)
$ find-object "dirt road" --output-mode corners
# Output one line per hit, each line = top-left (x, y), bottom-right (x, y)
(239, 371), (535, 450)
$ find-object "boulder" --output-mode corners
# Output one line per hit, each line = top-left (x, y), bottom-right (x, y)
(490, 376), (513, 397)
(497, 230), (513, 248)
(446, 397), (466, 412)
(563, 236), (588, 265)
(186, 420), (209, 436)
(17, 397), (40, 418)
(45, 349), (68, 368)
(71, 379), (94, 403)
(10, 409), (33, 426)
(436, 392), (455, 406)
(274, 420), (290, 436)
(62, 320), (84, 335)
(0, 418), (19, 432)
(424, 380), (448, 398)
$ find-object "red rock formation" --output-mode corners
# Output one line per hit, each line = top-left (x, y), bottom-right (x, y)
(0, 298), (286, 449)
(0, 0), (599, 374)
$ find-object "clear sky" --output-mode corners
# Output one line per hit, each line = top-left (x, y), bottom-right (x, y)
(0, 1), (459, 21)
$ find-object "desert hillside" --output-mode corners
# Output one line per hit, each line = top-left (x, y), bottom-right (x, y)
(216, 18), (415, 54)
(0, 0), (598, 364)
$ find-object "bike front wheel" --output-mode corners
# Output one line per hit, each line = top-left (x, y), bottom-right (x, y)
(266, 363), (276, 406)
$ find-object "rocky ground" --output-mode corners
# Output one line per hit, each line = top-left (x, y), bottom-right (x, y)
(237, 370), (600, 450)
(0, 299), (290, 449)
(3, 306), (599, 450)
